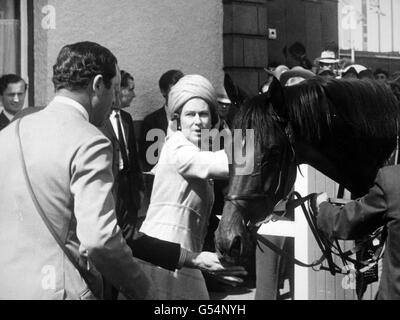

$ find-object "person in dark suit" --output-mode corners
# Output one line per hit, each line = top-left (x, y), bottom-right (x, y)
(100, 70), (143, 240)
(100, 70), (246, 298)
(139, 69), (184, 172)
(0, 74), (27, 131)
(315, 165), (400, 300)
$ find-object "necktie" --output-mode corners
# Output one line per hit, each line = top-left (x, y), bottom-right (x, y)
(115, 112), (130, 170)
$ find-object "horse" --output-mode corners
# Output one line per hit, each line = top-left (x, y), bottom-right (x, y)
(215, 77), (400, 296)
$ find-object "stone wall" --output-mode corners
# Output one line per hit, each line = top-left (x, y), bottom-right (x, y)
(33, 0), (224, 120)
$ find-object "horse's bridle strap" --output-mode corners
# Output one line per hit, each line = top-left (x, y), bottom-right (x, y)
(225, 194), (268, 201)
(254, 230), (326, 268)
(254, 191), (384, 275)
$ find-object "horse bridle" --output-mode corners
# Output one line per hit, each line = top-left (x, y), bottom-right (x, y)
(224, 114), (385, 276)
(224, 113), (294, 228)
(227, 186), (383, 275)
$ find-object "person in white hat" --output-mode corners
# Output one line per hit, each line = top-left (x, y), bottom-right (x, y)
(279, 66), (316, 86)
(315, 50), (340, 77)
(261, 65), (289, 93)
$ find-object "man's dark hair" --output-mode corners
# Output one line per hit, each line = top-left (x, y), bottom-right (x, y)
(120, 70), (134, 88)
(288, 42), (306, 58)
(159, 69), (184, 93)
(52, 41), (117, 91)
(374, 68), (389, 78)
(283, 42), (312, 70)
(0, 74), (27, 95)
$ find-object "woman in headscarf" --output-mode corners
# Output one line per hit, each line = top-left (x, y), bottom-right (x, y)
(138, 74), (230, 299)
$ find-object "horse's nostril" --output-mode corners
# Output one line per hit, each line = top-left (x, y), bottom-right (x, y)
(229, 236), (242, 260)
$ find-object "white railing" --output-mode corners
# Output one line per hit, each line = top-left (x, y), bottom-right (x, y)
(258, 164), (310, 300)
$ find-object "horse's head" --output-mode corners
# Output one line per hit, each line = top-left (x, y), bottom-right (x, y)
(215, 79), (297, 265)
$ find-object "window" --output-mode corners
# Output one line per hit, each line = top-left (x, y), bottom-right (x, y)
(339, 0), (400, 54)
(0, 0), (21, 75)
(1, 0), (29, 108)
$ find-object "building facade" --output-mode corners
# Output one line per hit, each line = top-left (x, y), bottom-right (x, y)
(224, 0), (340, 97)
(1, 0), (225, 120)
(2, 0), (399, 113)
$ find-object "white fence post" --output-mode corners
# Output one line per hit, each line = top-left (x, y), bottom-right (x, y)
(258, 165), (310, 300)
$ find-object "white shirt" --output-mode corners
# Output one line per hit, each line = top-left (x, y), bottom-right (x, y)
(164, 103), (169, 119)
(109, 109), (129, 170)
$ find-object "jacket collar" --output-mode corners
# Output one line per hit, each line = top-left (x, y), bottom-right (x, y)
(52, 96), (89, 121)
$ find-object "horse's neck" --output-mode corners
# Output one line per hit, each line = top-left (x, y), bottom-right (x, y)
(293, 141), (377, 196)
(294, 141), (340, 181)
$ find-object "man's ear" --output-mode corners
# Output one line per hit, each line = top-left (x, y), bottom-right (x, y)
(92, 74), (104, 94)
(268, 76), (287, 118)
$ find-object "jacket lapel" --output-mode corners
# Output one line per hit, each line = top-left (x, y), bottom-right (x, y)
(0, 112), (11, 129)
(104, 118), (118, 141)
(159, 108), (168, 132)
(120, 111), (132, 146)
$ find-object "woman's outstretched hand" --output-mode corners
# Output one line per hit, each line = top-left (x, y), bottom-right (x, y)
(185, 251), (248, 286)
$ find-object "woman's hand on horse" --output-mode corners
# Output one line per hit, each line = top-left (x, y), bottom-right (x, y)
(190, 251), (248, 287)
(185, 251), (248, 276)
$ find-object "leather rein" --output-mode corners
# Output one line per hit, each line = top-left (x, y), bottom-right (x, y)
(226, 188), (384, 276)
(224, 114), (388, 276)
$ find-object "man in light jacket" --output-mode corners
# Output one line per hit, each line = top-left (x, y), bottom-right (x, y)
(0, 41), (155, 300)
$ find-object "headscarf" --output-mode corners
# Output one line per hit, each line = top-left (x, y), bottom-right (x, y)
(167, 74), (219, 127)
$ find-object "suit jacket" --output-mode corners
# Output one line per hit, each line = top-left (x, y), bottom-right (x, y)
(101, 110), (144, 213)
(139, 106), (168, 172)
(317, 165), (400, 300)
(100, 109), (181, 271)
(0, 99), (153, 300)
(0, 111), (10, 131)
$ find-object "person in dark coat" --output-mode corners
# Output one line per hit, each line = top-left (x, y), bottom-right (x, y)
(315, 165), (400, 300)
(139, 69), (184, 172)
(100, 70), (143, 240)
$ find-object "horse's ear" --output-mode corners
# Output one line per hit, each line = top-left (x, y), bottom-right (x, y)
(224, 73), (249, 107)
(268, 77), (287, 118)
(224, 73), (237, 104)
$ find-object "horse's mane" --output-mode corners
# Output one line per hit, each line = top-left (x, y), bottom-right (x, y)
(233, 93), (283, 150)
(284, 78), (400, 142)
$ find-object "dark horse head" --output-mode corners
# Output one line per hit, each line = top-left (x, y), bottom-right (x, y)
(215, 77), (400, 264)
(215, 87), (297, 264)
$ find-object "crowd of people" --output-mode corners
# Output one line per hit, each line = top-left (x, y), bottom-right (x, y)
(1, 39), (400, 300)
(261, 42), (400, 103)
